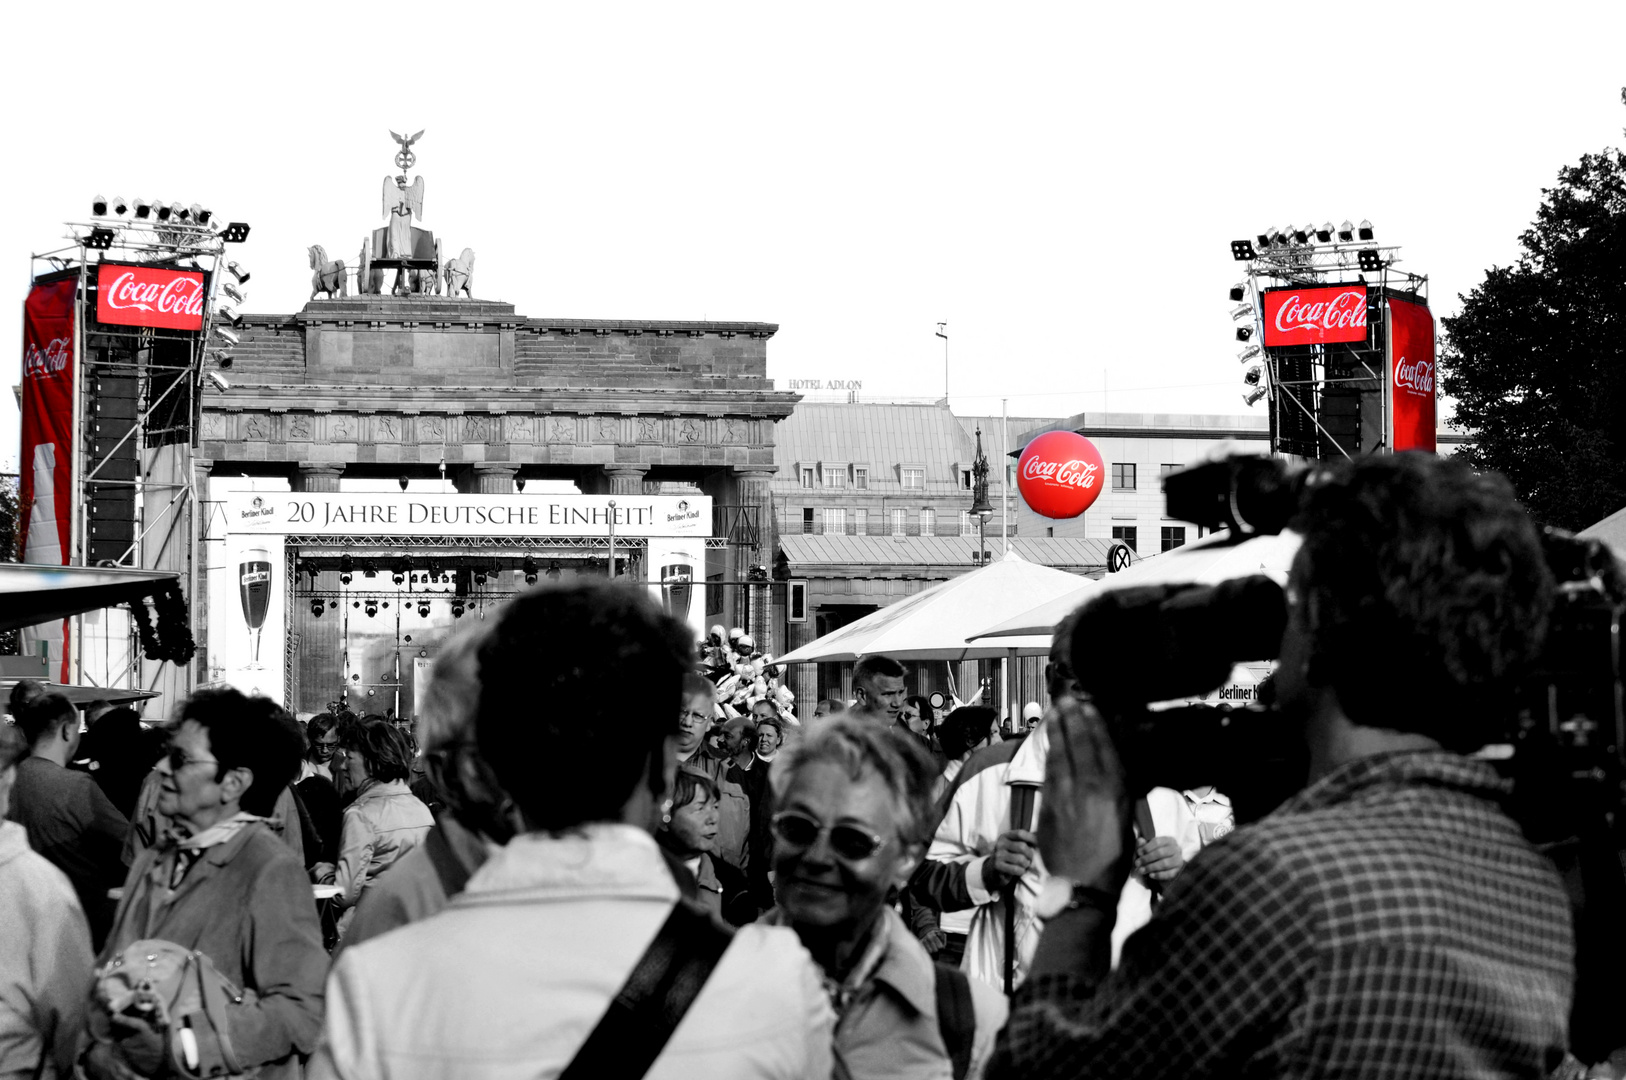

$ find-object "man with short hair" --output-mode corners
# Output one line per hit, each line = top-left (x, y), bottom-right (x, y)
(812, 698), (846, 720)
(849, 654), (907, 725)
(88, 689), (326, 1080)
(992, 453), (1576, 1078)
(682, 682), (754, 873)
(7, 692), (129, 948)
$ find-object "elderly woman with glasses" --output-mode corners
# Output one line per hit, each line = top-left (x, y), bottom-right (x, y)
(767, 717), (1007, 1079)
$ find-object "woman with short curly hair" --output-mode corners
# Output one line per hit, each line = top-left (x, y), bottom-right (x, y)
(322, 717), (433, 937)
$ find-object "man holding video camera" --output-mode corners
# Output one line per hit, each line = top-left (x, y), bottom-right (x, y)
(990, 453), (1575, 1079)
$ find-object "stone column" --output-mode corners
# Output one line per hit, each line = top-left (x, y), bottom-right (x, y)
(458, 463), (518, 494)
(601, 464), (650, 496)
(731, 466), (778, 655)
(292, 463), (344, 493)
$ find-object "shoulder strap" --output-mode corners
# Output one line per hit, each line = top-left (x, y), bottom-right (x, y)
(1133, 796), (1162, 901)
(934, 962), (975, 1080)
(558, 898), (733, 1080)
(422, 824), (473, 899)
(189, 949), (242, 1076)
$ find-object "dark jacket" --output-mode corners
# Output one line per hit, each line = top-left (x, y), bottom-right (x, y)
(103, 820), (328, 1079)
(9, 756), (129, 948)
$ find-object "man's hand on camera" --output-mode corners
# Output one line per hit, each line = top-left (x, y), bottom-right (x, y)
(1134, 836), (1184, 882)
(1037, 695), (1134, 895)
(980, 829), (1038, 892)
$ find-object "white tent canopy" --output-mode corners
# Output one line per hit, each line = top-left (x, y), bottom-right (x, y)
(774, 551), (1089, 663)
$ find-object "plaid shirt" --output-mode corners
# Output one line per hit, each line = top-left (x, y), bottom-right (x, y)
(990, 751), (1574, 1079)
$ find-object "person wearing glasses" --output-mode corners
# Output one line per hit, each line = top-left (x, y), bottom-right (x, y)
(87, 689), (326, 1080)
(767, 717), (1007, 1079)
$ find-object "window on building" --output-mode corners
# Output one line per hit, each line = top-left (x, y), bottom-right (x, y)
(1161, 526), (1187, 552)
(799, 466), (815, 488)
(854, 508), (869, 534)
(920, 508), (936, 536)
(1006, 463), (1018, 489)
(961, 469), (972, 489)
(1160, 463), (1182, 477)
(854, 467), (869, 489)
(960, 511), (976, 536)
(822, 465), (846, 488)
(1112, 463), (1136, 491)
(1112, 525), (1138, 552)
(901, 467), (925, 490)
(801, 507), (815, 534)
(823, 507), (846, 534)
(706, 573), (724, 614)
(892, 508), (907, 536)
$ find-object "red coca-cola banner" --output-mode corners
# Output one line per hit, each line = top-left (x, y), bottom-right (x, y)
(1017, 430), (1105, 519)
(95, 263), (206, 331)
(18, 278), (77, 680)
(1388, 296), (1436, 453)
(1261, 284), (1368, 347)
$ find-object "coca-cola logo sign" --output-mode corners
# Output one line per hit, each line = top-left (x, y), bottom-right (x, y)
(23, 335), (71, 379)
(1017, 430), (1105, 519)
(1261, 285), (1368, 347)
(1394, 355), (1433, 395)
(95, 263), (206, 331)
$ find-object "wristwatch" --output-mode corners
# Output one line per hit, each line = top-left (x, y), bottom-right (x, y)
(1035, 876), (1118, 919)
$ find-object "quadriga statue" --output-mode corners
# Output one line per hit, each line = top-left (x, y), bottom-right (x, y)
(444, 248), (475, 298)
(308, 245), (347, 299)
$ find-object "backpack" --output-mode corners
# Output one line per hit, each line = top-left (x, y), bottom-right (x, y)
(933, 962), (976, 1080)
(89, 939), (248, 1078)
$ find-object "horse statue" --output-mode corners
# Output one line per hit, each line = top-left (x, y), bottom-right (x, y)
(358, 243), (386, 295)
(308, 245), (347, 299)
(444, 248), (475, 298)
(411, 267), (438, 294)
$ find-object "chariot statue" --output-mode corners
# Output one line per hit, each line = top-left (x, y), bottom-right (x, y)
(355, 130), (454, 297)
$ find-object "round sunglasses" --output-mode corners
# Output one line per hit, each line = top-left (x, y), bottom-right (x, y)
(771, 810), (887, 862)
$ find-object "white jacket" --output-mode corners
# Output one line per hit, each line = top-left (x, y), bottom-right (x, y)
(925, 727), (1196, 988)
(310, 823), (833, 1080)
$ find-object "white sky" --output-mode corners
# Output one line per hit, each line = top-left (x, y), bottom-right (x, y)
(5, 1), (1625, 473)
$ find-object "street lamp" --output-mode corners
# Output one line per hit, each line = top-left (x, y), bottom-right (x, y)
(971, 427), (993, 566)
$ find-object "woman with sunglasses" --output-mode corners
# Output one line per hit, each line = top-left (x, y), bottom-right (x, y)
(656, 767), (757, 926)
(766, 717), (1007, 1079)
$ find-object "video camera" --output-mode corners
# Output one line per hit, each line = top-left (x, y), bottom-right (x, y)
(1071, 453), (1626, 831)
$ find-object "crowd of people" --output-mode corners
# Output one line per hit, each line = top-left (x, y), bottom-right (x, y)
(0, 452), (1618, 1078)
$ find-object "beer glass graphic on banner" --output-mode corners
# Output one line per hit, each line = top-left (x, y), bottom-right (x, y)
(239, 548), (273, 669)
(661, 563), (693, 620)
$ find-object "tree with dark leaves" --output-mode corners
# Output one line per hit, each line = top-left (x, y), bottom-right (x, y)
(1442, 127), (1626, 532)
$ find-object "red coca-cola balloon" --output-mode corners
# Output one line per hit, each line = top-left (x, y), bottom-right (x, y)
(1017, 431), (1105, 519)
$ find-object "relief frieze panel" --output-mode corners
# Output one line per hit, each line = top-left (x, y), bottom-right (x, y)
(287, 415), (314, 442)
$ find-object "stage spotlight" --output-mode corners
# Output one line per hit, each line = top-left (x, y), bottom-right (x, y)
(214, 326), (240, 348)
(173, 204), (191, 223)
(427, 557), (443, 577)
(392, 556), (412, 585)
(364, 601), (378, 618)
(361, 560), (378, 579)
(1230, 304), (1252, 322)
(1272, 229), (1290, 246)
(1235, 326), (1253, 342)
(417, 602), (431, 618)
(311, 599), (325, 617)
(1228, 283), (1246, 302)
(398, 477), (409, 491)
(227, 261), (250, 285)
(1357, 249), (1383, 272)
(84, 228), (116, 251)
(1256, 228), (1274, 248)
(1357, 219), (1374, 241)
(206, 371), (231, 391)
(1291, 226), (1309, 244)
(473, 565), (488, 587)
(451, 601), (465, 618)
(1244, 364), (1263, 386)
(153, 201), (172, 222)
(522, 556), (538, 585)
(188, 204), (207, 224)
(221, 222), (251, 243)
(1230, 240), (1255, 262)
(546, 561), (561, 580)
(133, 197), (151, 220)
(1337, 220), (1354, 242)
(1238, 344), (1261, 363)
(92, 195), (108, 216)
(1316, 222), (1333, 243)
(1243, 385), (1267, 407)
(339, 555), (354, 585)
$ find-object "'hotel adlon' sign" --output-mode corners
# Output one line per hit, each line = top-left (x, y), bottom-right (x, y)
(220, 491), (711, 538)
